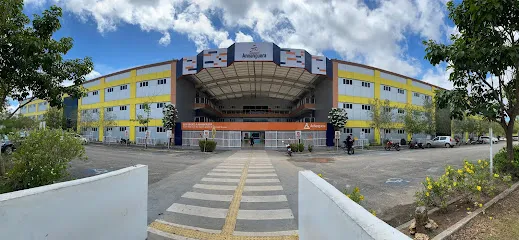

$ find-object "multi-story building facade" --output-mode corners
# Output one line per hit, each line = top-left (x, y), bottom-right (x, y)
(20, 42), (440, 148)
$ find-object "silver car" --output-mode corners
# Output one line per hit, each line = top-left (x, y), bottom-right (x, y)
(426, 136), (456, 148)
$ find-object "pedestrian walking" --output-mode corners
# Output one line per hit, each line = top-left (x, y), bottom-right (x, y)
(250, 136), (254, 147)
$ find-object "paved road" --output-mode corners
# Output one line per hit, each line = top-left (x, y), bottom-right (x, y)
(74, 142), (514, 239)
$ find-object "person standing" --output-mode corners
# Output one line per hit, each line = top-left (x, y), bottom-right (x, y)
(250, 136), (254, 147)
(346, 134), (353, 155)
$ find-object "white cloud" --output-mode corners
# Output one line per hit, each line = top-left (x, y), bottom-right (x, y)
(6, 98), (19, 114)
(33, 0), (451, 79)
(421, 65), (453, 89)
(235, 31), (253, 42)
(85, 70), (102, 80)
(159, 32), (171, 46)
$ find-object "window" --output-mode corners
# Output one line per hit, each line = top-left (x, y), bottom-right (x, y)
(92, 91), (99, 96)
(106, 107), (113, 112)
(398, 109), (405, 114)
(92, 109), (98, 113)
(107, 87), (114, 93)
(361, 128), (371, 134)
(424, 95), (431, 100)
(343, 128), (353, 134)
(439, 137), (447, 140)
(384, 107), (391, 112)
(156, 127), (166, 132)
(414, 92), (420, 97)
(119, 127), (126, 131)
(231, 106), (236, 109)
(343, 103), (353, 109)
(383, 86), (391, 91)
(398, 89), (405, 94)
(139, 81), (149, 87)
(106, 127), (113, 131)
(92, 127), (98, 132)
(275, 106), (280, 109)
(156, 103), (165, 108)
(343, 79), (352, 85)
(82, 127), (88, 132)
(361, 82), (371, 88)
(385, 129), (391, 134)
(157, 79), (167, 85)
(138, 127), (148, 132)
(120, 85), (128, 90)
(120, 106), (127, 111)
(361, 105), (371, 110)
(398, 129), (405, 134)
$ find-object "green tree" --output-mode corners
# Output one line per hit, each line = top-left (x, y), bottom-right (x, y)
(422, 98), (436, 136)
(162, 104), (179, 131)
(401, 104), (424, 139)
(435, 107), (451, 136)
(0, 1), (92, 176)
(4, 129), (86, 192)
(137, 103), (151, 149)
(328, 108), (348, 131)
(43, 107), (65, 129)
(369, 98), (394, 142)
(424, 0), (519, 161)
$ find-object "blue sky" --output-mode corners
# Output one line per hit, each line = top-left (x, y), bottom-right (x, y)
(9, 0), (457, 110)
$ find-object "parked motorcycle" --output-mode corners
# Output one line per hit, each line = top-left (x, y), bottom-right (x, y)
(283, 141), (292, 156)
(384, 140), (401, 151)
(408, 141), (424, 149)
(120, 138), (130, 145)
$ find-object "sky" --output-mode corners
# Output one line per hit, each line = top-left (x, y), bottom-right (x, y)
(9, 0), (458, 112)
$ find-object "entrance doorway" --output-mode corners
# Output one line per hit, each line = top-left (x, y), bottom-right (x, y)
(242, 131), (265, 148)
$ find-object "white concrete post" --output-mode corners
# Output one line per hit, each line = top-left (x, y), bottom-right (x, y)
(490, 127), (493, 175)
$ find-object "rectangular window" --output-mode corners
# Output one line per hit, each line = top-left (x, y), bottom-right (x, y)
(398, 89), (405, 94)
(106, 127), (113, 131)
(383, 86), (391, 91)
(138, 127), (148, 132)
(92, 109), (98, 113)
(398, 109), (405, 114)
(92, 127), (98, 132)
(398, 129), (405, 134)
(343, 128), (353, 134)
(156, 103), (165, 108)
(343, 79), (352, 85)
(361, 105), (371, 110)
(384, 107), (391, 112)
(157, 79), (167, 85)
(119, 127), (126, 131)
(385, 129), (391, 134)
(156, 127), (166, 132)
(361, 128), (371, 134)
(107, 87), (114, 93)
(120, 106), (127, 111)
(414, 92), (420, 97)
(343, 103), (353, 109)
(139, 81), (149, 87)
(120, 85), (128, 90)
(106, 107), (113, 112)
(361, 82), (371, 88)
(92, 91), (99, 96)
(424, 95), (431, 100)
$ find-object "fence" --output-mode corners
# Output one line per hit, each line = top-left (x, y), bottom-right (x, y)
(103, 136), (118, 144)
(182, 131), (242, 148)
(353, 139), (370, 150)
(265, 131), (327, 148)
(136, 137), (156, 146)
(82, 134), (98, 142)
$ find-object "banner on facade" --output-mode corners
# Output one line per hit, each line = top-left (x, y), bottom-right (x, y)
(182, 122), (327, 131)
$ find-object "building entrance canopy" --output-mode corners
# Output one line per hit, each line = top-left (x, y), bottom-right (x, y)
(178, 42), (331, 102)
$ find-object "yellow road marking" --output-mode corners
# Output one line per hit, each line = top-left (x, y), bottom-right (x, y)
(149, 151), (299, 240)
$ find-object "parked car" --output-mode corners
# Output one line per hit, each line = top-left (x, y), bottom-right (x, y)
(1, 135), (16, 155)
(513, 135), (518, 141)
(74, 134), (89, 144)
(426, 136), (456, 148)
(480, 136), (498, 144)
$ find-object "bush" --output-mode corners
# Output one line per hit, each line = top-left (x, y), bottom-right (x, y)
(494, 145), (519, 179)
(289, 144), (298, 153)
(199, 140), (217, 152)
(298, 143), (305, 152)
(343, 186), (365, 204)
(6, 129), (86, 191)
(308, 144), (313, 152)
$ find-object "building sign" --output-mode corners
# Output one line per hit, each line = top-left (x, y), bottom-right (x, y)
(234, 42), (273, 61)
(295, 131), (302, 140)
(182, 122), (327, 131)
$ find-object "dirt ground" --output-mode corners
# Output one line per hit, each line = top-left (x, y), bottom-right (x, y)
(447, 187), (519, 240)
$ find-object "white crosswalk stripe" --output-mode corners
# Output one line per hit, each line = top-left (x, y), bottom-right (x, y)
(245, 178), (280, 183)
(182, 192), (233, 201)
(241, 195), (287, 202)
(167, 203), (228, 219)
(207, 172), (242, 177)
(193, 184), (236, 190)
(244, 185), (283, 191)
(201, 177), (240, 183)
(237, 209), (294, 220)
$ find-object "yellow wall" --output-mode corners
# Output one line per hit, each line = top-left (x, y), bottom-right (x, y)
(79, 69), (172, 141)
(337, 68), (436, 144)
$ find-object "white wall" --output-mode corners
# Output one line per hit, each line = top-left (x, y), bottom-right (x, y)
(0, 165), (148, 240)
(299, 170), (410, 240)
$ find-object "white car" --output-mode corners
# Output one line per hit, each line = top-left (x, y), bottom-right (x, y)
(513, 135), (518, 141)
(74, 134), (89, 144)
(426, 136), (456, 148)
(480, 136), (498, 144)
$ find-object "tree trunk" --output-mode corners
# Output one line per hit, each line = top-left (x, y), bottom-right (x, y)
(504, 120), (515, 162)
(0, 153), (4, 176)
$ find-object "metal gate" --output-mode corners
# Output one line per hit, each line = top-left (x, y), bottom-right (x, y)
(265, 131), (326, 148)
(182, 131), (242, 148)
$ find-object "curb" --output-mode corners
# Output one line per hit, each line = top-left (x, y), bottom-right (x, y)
(432, 181), (519, 240)
(396, 195), (465, 231)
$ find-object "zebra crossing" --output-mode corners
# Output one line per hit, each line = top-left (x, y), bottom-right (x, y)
(148, 150), (298, 240)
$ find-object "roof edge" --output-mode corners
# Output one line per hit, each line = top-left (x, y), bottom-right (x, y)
(82, 59), (178, 84)
(331, 59), (445, 90)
